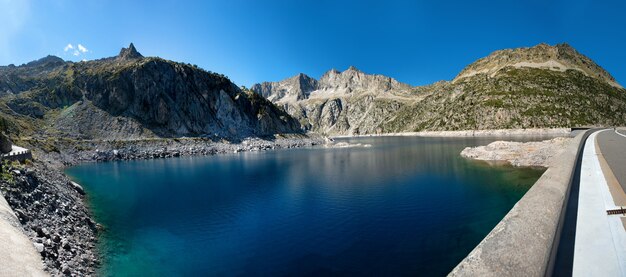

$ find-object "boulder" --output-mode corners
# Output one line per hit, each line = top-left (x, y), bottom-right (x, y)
(69, 181), (85, 195)
(0, 132), (12, 153)
(33, 242), (44, 253)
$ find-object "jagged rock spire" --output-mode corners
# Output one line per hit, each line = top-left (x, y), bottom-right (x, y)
(347, 65), (360, 72)
(118, 43), (143, 60)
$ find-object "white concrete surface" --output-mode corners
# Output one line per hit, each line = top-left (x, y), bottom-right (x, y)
(573, 130), (626, 277)
(0, 192), (47, 276)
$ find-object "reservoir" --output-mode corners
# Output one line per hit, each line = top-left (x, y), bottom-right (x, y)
(66, 136), (546, 276)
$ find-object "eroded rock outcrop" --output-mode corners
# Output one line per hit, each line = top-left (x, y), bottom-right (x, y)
(460, 137), (572, 167)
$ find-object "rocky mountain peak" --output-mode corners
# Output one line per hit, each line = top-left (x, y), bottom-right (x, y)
(318, 66), (411, 93)
(252, 66), (413, 105)
(25, 55), (65, 68)
(347, 65), (361, 72)
(555, 42), (573, 50)
(295, 72), (311, 81)
(117, 43), (143, 60)
(289, 72), (317, 87)
(322, 68), (340, 76)
(4, 55), (67, 80)
(453, 42), (621, 88)
(250, 72), (318, 102)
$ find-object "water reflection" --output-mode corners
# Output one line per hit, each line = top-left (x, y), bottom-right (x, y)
(66, 135), (547, 276)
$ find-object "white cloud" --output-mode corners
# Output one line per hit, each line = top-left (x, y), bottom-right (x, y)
(63, 43), (89, 59)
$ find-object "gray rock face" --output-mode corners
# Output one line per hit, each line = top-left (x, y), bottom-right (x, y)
(318, 66), (412, 93)
(251, 73), (318, 102)
(252, 66), (412, 104)
(251, 66), (414, 135)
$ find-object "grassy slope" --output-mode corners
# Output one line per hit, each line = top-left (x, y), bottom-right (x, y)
(382, 68), (626, 132)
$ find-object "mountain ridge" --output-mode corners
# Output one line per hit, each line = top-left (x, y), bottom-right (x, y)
(0, 43), (303, 140)
(453, 43), (621, 88)
(252, 65), (413, 104)
(251, 42), (626, 135)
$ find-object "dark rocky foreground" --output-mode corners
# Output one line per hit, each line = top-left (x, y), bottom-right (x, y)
(0, 135), (323, 276)
(0, 161), (98, 276)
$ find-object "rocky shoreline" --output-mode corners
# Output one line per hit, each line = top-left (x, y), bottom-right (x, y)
(1, 135), (323, 276)
(24, 135), (323, 167)
(460, 137), (572, 167)
(0, 161), (98, 276)
(0, 132), (572, 275)
(332, 128), (571, 138)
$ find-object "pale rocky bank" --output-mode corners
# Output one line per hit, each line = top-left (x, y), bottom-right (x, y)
(460, 136), (572, 167)
(332, 128), (570, 138)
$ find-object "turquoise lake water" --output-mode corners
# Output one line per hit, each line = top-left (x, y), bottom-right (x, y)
(65, 136), (546, 276)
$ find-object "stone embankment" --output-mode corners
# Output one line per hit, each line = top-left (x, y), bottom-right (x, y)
(0, 180), (47, 276)
(460, 137), (572, 167)
(449, 131), (587, 276)
(0, 161), (99, 276)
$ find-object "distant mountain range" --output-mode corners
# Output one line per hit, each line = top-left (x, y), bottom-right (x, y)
(1, 42), (624, 141)
(252, 43), (626, 135)
(0, 44), (301, 139)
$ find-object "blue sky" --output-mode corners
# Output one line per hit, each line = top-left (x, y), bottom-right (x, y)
(1, 0), (625, 87)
